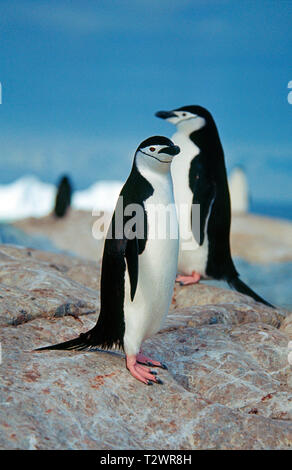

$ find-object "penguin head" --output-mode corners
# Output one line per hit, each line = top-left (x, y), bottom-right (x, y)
(155, 105), (213, 134)
(135, 136), (180, 171)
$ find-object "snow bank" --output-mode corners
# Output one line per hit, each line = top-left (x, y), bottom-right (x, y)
(72, 180), (122, 213)
(0, 175), (123, 221)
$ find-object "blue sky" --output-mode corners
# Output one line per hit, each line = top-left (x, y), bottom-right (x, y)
(0, 0), (292, 203)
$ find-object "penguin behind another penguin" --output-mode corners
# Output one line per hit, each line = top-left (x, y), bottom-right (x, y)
(54, 175), (72, 218)
(156, 105), (274, 308)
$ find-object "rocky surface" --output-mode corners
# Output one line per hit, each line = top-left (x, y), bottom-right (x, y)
(12, 210), (292, 309)
(230, 213), (292, 264)
(0, 223), (61, 254)
(0, 245), (100, 327)
(0, 244), (292, 449)
(14, 210), (108, 260)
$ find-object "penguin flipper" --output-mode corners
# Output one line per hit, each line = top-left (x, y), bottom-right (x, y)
(193, 183), (216, 246)
(189, 155), (216, 245)
(191, 179), (216, 246)
(228, 276), (274, 308)
(125, 237), (139, 301)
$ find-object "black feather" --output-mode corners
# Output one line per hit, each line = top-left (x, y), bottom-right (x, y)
(54, 175), (72, 218)
(189, 156), (216, 245)
(35, 332), (92, 351)
(228, 276), (275, 308)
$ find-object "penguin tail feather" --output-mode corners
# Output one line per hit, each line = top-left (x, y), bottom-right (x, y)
(34, 332), (91, 352)
(227, 276), (275, 308)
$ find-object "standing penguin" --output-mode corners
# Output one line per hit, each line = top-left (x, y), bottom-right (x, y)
(36, 136), (181, 384)
(156, 106), (273, 307)
(229, 165), (249, 214)
(54, 175), (72, 218)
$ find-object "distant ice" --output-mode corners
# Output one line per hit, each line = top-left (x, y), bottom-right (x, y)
(0, 175), (123, 221)
(0, 175), (56, 221)
(72, 180), (122, 213)
(229, 166), (249, 214)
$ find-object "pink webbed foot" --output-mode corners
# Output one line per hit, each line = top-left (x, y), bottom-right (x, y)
(136, 352), (168, 370)
(126, 355), (163, 385)
(176, 271), (201, 286)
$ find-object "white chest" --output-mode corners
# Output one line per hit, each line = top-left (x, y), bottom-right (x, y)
(170, 131), (210, 276)
(170, 131), (199, 206)
(123, 172), (179, 355)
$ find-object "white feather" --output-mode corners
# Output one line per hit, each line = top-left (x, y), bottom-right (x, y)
(123, 161), (179, 357)
(171, 128), (210, 277)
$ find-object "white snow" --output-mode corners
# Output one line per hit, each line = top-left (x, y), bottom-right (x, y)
(72, 180), (122, 213)
(0, 175), (56, 221)
(229, 167), (249, 214)
(0, 170), (251, 222)
(0, 175), (123, 221)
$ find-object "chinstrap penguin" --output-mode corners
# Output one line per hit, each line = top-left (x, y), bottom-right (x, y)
(36, 136), (181, 384)
(156, 105), (273, 307)
(54, 175), (72, 218)
(229, 165), (249, 214)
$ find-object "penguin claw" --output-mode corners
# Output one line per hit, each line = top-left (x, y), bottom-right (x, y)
(126, 355), (161, 385)
(146, 361), (168, 370)
(137, 352), (167, 370)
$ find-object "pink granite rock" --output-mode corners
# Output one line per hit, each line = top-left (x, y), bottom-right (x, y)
(0, 245), (291, 450)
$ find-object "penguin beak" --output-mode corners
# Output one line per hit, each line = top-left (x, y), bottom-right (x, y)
(158, 145), (180, 156)
(155, 110), (177, 120)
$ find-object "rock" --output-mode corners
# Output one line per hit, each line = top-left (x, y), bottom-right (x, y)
(14, 210), (292, 264)
(0, 223), (61, 253)
(14, 210), (108, 260)
(12, 210), (292, 309)
(281, 314), (292, 339)
(231, 213), (292, 264)
(0, 245), (292, 450)
(170, 283), (286, 327)
(0, 245), (99, 327)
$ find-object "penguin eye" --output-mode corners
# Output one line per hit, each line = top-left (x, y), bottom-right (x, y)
(149, 147), (155, 152)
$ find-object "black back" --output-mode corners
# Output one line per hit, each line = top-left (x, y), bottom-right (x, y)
(185, 108), (238, 280)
